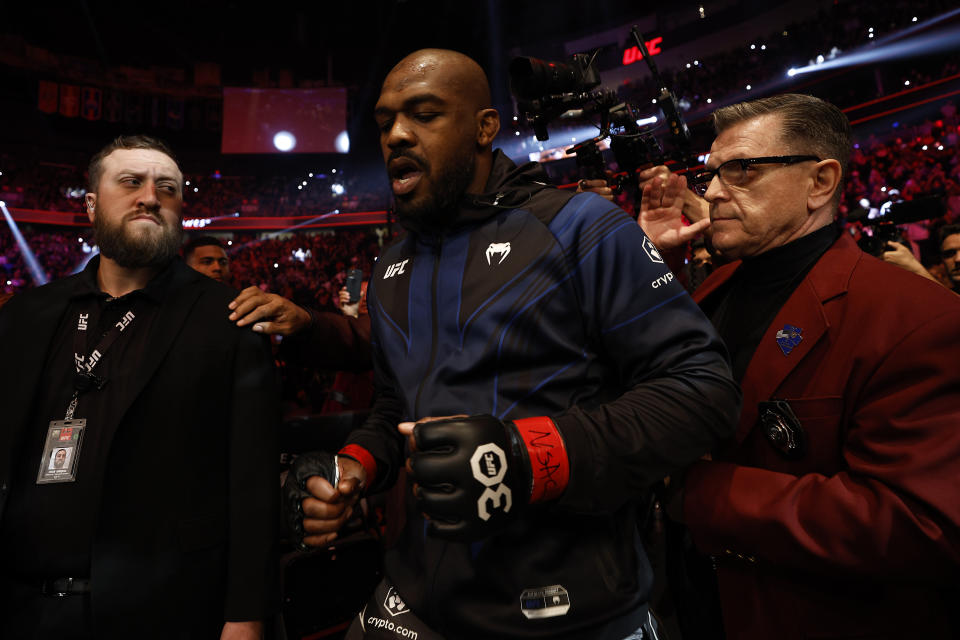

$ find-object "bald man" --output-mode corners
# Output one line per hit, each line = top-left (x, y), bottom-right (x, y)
(285, 49), (739, 639)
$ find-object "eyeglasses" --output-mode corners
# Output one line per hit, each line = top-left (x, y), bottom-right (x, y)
(689, 155), (821, 196)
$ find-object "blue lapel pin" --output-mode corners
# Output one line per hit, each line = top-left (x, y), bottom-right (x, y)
(775, 324), (803, 356)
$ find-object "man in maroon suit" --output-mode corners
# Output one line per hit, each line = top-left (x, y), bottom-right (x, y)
(642, 94), (960, 640)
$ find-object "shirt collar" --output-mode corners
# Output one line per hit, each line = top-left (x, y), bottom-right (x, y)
(71, 254), (179, 304)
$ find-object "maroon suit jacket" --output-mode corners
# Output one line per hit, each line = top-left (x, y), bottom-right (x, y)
(684, 233), (960, 640)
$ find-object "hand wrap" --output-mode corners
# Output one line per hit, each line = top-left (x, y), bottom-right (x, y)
(410, 415), (569, 541)
(283, 451), (339, 551)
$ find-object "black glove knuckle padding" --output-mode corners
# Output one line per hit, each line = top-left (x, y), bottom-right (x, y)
(410, 415), (527, 542)
(282, 451), (339, 550)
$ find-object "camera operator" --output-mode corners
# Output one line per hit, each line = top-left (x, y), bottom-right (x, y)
(939, 223), (960, 293)
(880, 238), (941, 284)
(641, 93), (960, 640)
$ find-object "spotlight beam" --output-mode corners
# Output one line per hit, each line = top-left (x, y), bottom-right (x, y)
(789, 12), (960, 77)
(1, 201), (47, 286)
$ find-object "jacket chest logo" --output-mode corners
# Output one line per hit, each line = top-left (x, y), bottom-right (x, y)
(383, 259), (409, 279)
(485, 242), (511, 265)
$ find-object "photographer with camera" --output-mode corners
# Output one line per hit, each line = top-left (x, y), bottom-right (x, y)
(285, 48), (740, 640)
(641, 93), (960, 640)
(939, 223), (960, 293)
(880, 238), (941, 284)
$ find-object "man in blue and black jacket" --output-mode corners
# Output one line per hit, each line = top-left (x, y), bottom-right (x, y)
(285, 48), (740, 640)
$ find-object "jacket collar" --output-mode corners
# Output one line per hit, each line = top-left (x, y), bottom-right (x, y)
(696, 233), (862, 442)
(401, 149), (555, 239)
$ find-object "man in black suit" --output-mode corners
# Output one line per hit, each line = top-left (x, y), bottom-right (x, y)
(0, 135), (278, 639)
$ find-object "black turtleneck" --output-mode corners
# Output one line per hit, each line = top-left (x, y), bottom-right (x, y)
(702, 223), (840, 382)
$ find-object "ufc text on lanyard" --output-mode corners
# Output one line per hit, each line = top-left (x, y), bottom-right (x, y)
(36, 301), (139, 485)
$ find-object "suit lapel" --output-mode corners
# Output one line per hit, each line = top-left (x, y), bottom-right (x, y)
(735, 280), (829, 441)
(735, 234), (860, 442)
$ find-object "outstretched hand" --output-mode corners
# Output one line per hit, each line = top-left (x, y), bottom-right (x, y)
(228, 286), (312, 336)
(639, 174), (711, 251)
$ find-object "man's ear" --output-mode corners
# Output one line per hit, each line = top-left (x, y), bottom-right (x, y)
(476, 108), (500, 148)
(807, 159), (842, 211)
(84, 193), (96, 223)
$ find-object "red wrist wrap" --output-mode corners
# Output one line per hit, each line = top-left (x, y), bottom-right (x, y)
(338, 444), (377, 486)
(512, 417), (570, 503)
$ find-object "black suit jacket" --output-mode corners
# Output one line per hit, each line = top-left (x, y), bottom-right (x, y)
(0, 258), (279, 637)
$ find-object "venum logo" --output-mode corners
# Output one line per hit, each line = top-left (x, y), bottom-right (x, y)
(383, 259), (409, 279)
(485, 242), (511, 265)
(470, 443), (511, 521)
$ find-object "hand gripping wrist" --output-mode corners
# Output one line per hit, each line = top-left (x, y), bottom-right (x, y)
(409, 415), (569, 541)
(282, 451), (340, 551)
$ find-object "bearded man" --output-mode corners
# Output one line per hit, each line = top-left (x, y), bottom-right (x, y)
(284, 49), (740, 640)
(0, 136), (279, 639)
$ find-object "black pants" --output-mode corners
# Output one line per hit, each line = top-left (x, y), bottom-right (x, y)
(0, 576), (95, 640)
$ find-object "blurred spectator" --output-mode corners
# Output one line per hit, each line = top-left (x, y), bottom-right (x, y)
(183, 235), (230, 283)
(320, 282), (374, 414)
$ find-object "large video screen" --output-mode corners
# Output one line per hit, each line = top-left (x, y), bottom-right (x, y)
(221, 88), (348, 154)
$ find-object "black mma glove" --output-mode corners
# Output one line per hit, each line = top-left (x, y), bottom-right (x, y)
(283, 451), (340, 551)
(409, 415), (570, 541)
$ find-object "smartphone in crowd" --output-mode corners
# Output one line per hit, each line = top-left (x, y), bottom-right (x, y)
(345, 268), (363, 303)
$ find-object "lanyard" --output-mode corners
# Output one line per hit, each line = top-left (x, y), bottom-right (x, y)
(64, 300), (140, 420)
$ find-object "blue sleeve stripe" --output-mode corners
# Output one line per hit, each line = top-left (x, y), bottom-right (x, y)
(500, 218), (636, 338)
(492, 218), (635, 413)
(602, 291), (687, 334)
(551, 193), (595, 238)
(551, 193), (624, 241)
(496, 354), (585, 419)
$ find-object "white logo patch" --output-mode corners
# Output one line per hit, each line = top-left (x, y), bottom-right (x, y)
(642, 237), (664, 264)
(470, 443), (512, 520)
(520, 585), (571, 619)
(485, 242), (511, 265)
(383, 587), (409, 617)
(383, 259), (409, 279)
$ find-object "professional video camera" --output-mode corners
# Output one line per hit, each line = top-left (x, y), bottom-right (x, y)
(848, 194), (946, 256)
(509, 26), (695, 197)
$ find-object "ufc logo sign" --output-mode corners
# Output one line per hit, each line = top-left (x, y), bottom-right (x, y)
(383, 259), (409, 279)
